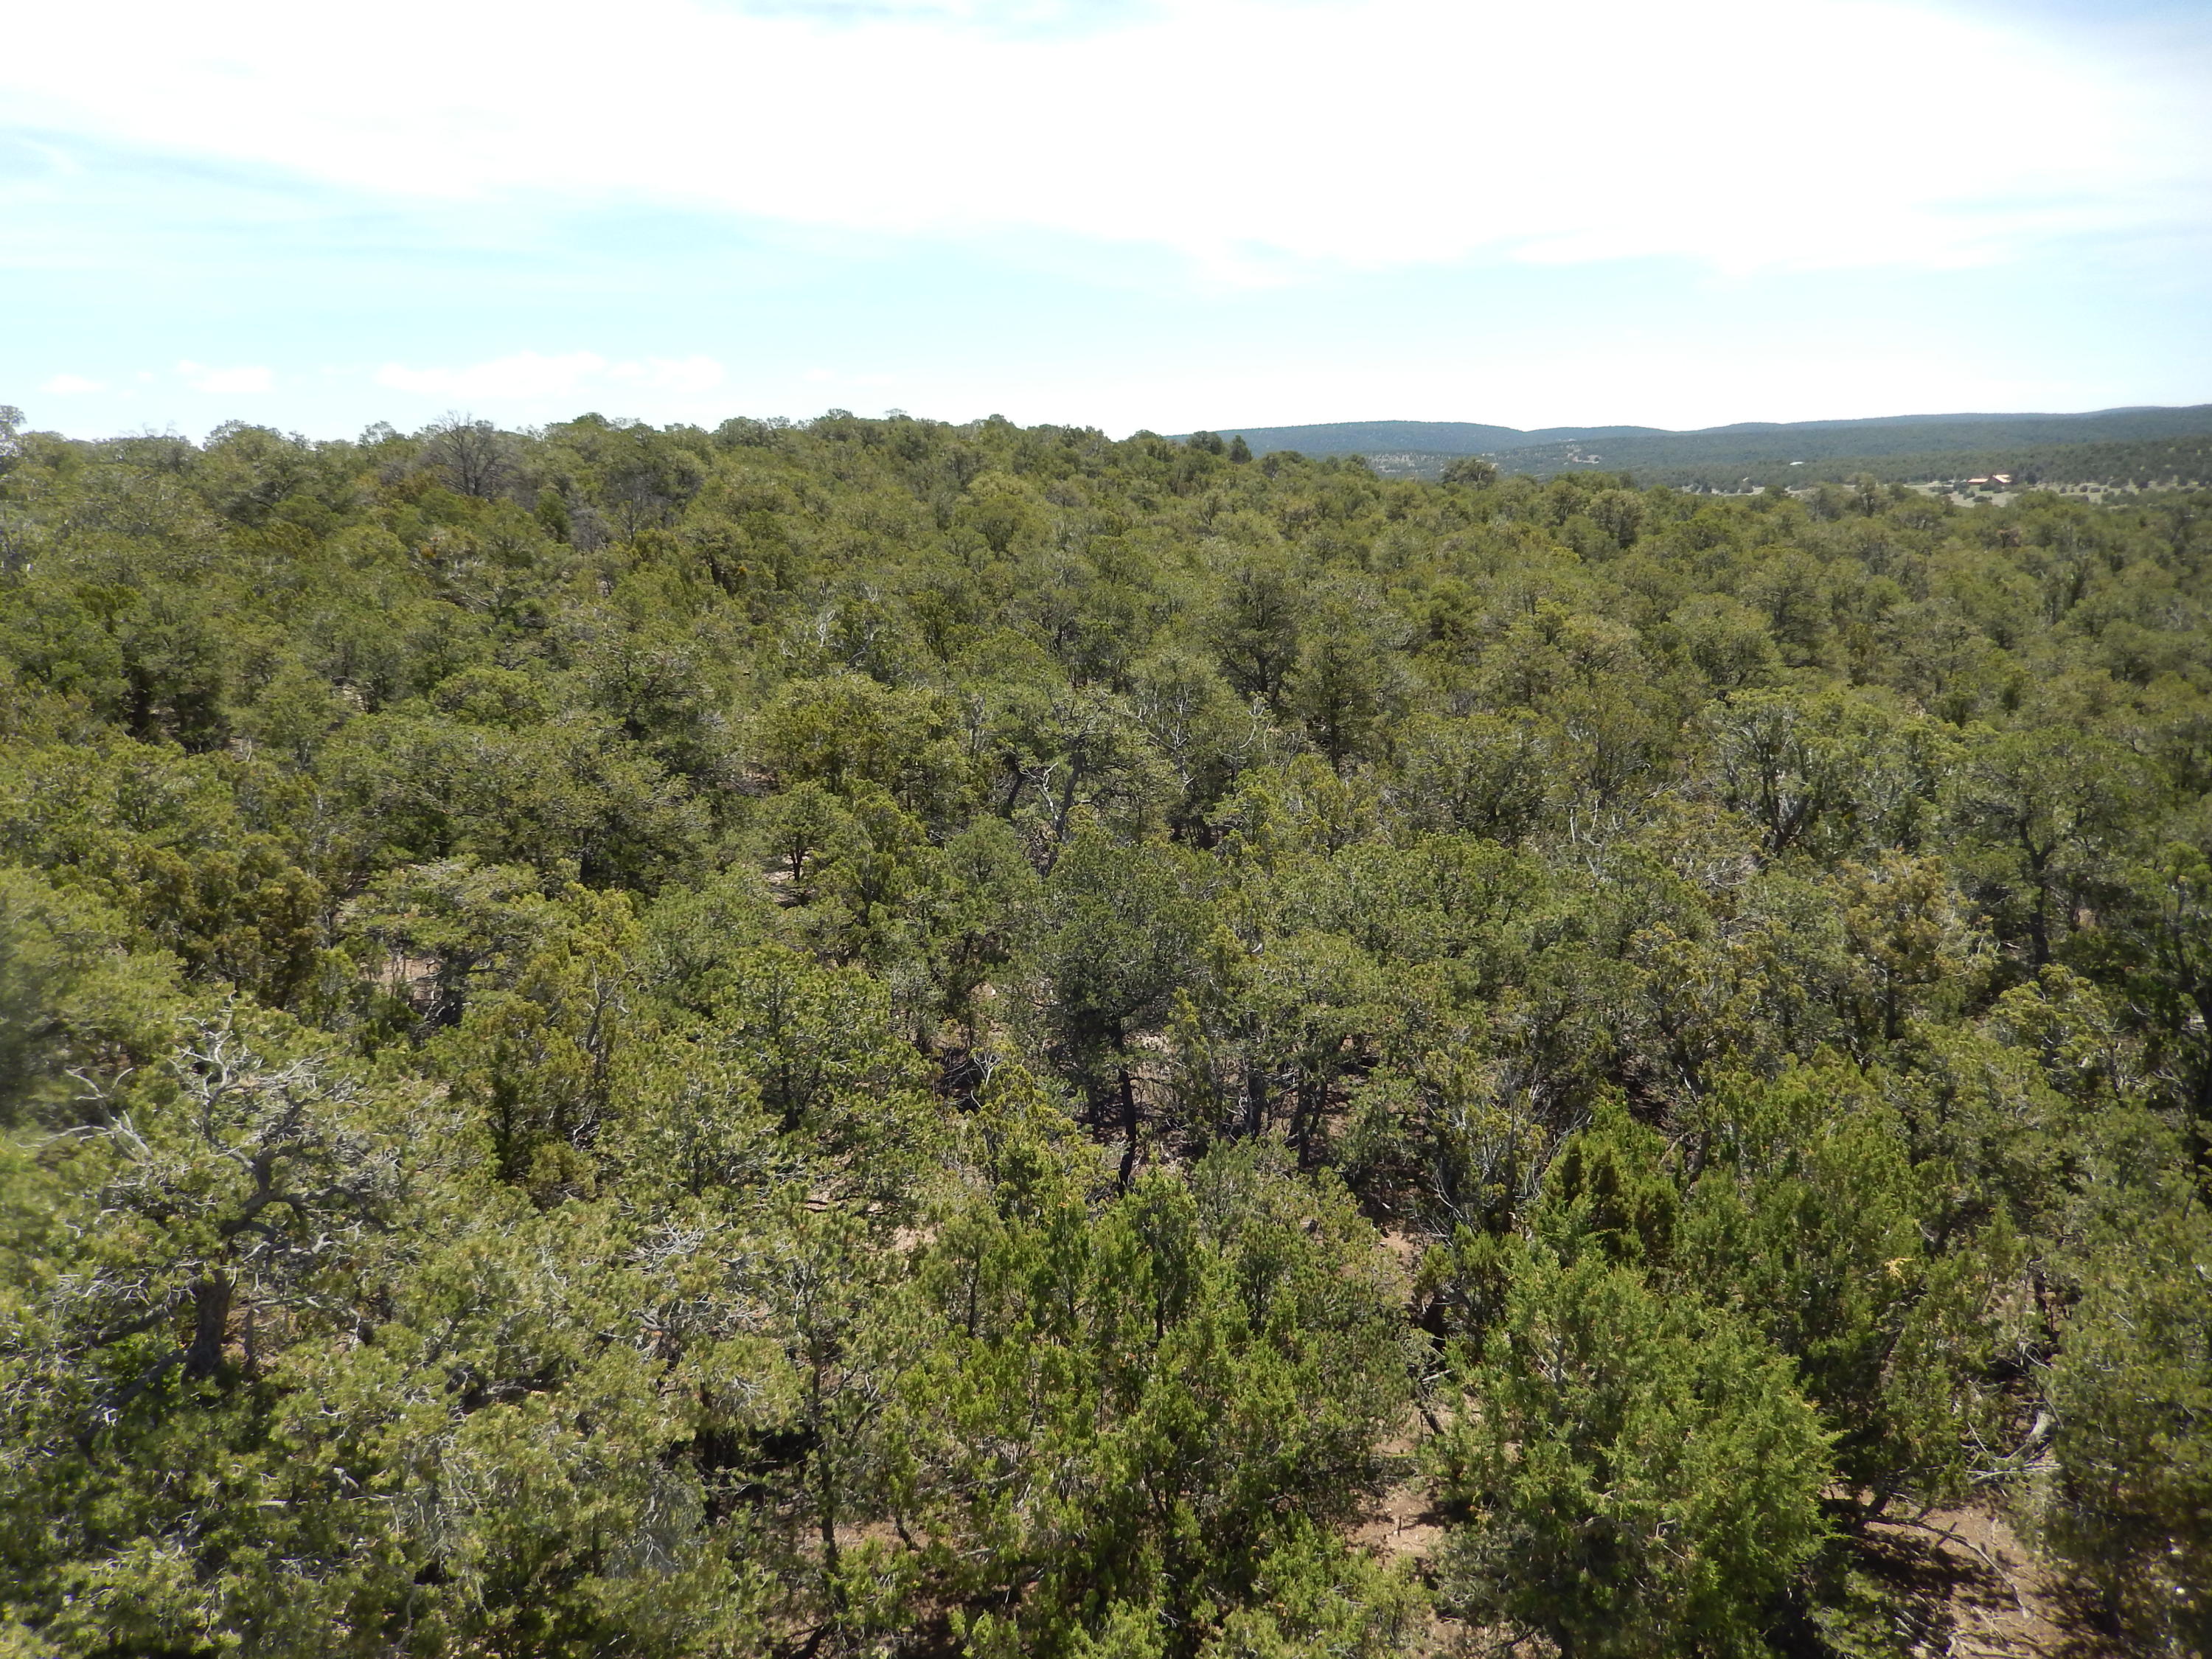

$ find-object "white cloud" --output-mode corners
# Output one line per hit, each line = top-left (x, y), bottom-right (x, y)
(608, 355), (726, 395)
(3, 0), (2204, 281)
(374, 352), (727, 405)
(177, 361), (274, 393)
(723, 0), (1151, 34)
(41, 373), (107, 394)
(376, 351), (612, 400)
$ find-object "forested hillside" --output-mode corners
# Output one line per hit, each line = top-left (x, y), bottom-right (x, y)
(3, 404), (2211, 1659)
(1657, 433), (2212, 495)
(1360, 437), (2212, 493)
(1220, 406), (2212, 490)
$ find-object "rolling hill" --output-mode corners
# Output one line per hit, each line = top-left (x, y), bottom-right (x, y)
(1194, 405), (2212, 485)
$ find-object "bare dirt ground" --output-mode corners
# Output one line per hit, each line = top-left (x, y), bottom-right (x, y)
(1857, 1506), (2127, 1659)
(1352, 1428), (1449, 1569)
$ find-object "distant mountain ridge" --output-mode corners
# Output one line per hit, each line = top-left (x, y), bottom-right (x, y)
(1194, 406), (2212, 479)
(1194, 420), (1657, 455)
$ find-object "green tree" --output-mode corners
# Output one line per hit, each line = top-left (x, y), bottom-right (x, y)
(1952, 723), (2140, 966)
(1430, 1244), (1832, 1659)
(902, 1140), (1412, 1658)
(1040, 827), (1211, 1181)
(2043, 1197), (2212, 1653)
(1209, 554), (1304, 712)
(1682, 1065), (2002, 1517)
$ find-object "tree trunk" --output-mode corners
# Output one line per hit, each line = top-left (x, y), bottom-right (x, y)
(182, 1275), (233, 1380)
(1118, 1067), (1139, 1189)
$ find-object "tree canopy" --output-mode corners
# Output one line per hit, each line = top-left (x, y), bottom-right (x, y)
(2, 409), (2210, 1657)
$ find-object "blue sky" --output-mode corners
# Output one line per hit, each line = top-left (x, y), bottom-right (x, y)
(4, 0), (2208, 439)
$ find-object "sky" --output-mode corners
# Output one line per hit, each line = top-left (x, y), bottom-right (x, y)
(4, 0), (2210, 441)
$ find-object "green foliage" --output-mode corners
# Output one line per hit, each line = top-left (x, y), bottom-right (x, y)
(904, 1141), (1412, 1658)
(1430, 1243), (1833, 1659)
(1682, 1065), (2004, 1514)
(1, 408), (2208, 1655)
(2042, 1194), (2212, 1653)
(0, 867), (181, 1126)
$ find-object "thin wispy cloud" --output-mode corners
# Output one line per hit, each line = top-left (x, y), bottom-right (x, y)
(712, 0), (1156, 36)
(6, 0), (2205, 281)
(372, 353), (726, 406)
(177, 362), (274, 394)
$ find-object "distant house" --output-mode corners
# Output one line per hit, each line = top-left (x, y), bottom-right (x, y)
(1990, 473), (2014, 485)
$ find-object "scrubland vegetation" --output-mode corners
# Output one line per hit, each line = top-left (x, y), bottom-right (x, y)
(1, 404), (2209, 1658)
